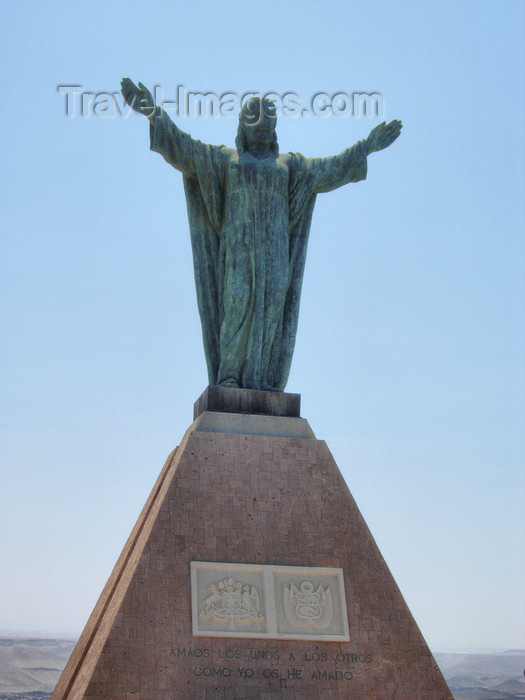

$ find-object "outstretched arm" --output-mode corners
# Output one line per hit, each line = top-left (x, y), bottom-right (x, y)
(366, 119), (402, 154)
(306, 119), (402, 194)
(121, 77), (200, 177)
(121, 78), (157, 123)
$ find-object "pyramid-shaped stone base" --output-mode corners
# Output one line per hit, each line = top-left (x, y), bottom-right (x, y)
(53, 388), (452, 699)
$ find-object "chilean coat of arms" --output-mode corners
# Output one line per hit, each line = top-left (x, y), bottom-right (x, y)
(199, 577), (263, 624)
(283, 580), (333, 628)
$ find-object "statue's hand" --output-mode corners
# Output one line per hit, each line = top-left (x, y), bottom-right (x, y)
(366, 119), (402, 154)
(121, 78), (156, 118)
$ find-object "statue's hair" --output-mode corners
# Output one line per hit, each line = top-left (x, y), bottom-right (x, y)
(235, 96), (279, 156)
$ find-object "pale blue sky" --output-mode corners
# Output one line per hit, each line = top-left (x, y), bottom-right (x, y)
(1, 0), (524, 652)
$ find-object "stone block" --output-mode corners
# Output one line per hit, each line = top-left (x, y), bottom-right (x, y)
(193, 386), (301, 420)
(52, 400), (452, 699)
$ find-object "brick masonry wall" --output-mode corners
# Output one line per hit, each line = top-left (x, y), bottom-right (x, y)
(54, 421), (452, 699)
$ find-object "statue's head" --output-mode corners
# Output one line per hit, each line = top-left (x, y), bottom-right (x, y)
(235, 96), (279, 156)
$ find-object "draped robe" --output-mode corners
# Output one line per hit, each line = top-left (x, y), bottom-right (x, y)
(150, 112), (368, 391)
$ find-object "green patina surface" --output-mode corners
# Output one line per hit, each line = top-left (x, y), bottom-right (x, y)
(121, 80), (402, 391)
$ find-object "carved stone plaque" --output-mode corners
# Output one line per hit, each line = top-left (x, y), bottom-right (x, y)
(191, 561), (350, 641)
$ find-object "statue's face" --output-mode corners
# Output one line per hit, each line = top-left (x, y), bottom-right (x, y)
(241, 98), (277, 150)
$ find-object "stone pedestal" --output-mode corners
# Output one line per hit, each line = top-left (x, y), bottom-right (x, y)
(52, 388), (452, 699)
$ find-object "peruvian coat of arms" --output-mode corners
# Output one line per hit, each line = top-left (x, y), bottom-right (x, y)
(200, 577), (263, 624)
(283, 580), (333, 628)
